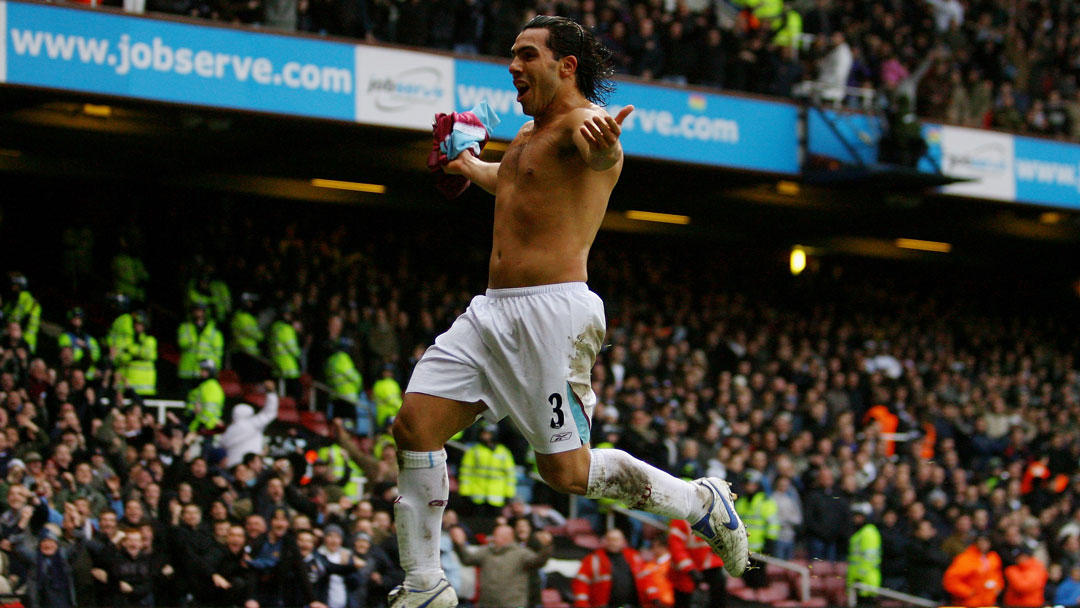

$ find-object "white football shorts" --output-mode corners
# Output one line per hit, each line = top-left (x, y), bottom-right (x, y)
(406, 282), (606, 454)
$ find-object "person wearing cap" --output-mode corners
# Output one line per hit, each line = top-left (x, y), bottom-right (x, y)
(178, 302), (224, 391)
(230, 291), (264, 379)
(372, 364), (403, 430)
(317, 524), (362, 608)
(187, 359), (226, 432)
(267, 305), (302, 395)
(458, 424), (517, 517)
(2, 272), (41, 353)
(57, 307), (101, 382)
(16, 525), (76, 608)
(220, 381), (281, 468)
(943, 533), (1004, 607)
(114, 310), (157, 396)
(847, 502), (882, 602)
(1003, 546), (1048, 607)
(736, 470), (780, 589)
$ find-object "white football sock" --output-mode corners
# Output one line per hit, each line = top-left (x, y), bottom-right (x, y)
(396, 449), (449, 590)
(585, 448), (709, 522)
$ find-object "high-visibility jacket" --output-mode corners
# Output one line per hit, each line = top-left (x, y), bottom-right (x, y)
(116, 333), (157, 395)
(1004, 555), (1048, 607)
(753, 0), (783, 20)
(458, 443), (516, 507)
(771, 9), (803, 49)
(177, 320), (224, 379)
(319, 444), (365, 498)
(3, 291), (41, 352)
(641, 553), (675, 607)
(373, 377), (402, 427)
(267, 321), (300, 379)
(107, 313), (134, 353)
(187, 378), (226, 432)
(847, 523), (882, 595)
(864, 405), (899, 456)
(735, 491), (780, 553)
(668, 519), (724, 593)
(572, 548), (660, 608)
(943, 545), (1003, 607)
(209, 280), (231, 323)
(112, 254), (148, 301)
(58, 331), (101, 380)
(230, 310), (263, 356)
(325, 351), (362, 402)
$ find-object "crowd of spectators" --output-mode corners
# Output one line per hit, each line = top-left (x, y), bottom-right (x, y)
(67, 0), (1080, 142)
(3, 204), (1080, 607)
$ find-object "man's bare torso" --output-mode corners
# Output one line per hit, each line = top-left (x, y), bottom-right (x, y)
(488, 107), (621, 289)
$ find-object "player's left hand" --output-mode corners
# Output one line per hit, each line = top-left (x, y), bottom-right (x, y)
(579, 105), (634, 152)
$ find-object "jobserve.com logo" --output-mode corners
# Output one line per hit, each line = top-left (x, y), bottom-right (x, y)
(9, 30), (353, 94)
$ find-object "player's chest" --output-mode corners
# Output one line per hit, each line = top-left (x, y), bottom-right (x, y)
(500, 129), (577, 181)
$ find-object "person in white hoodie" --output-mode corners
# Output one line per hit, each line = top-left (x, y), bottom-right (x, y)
(819, 31), (853, 105)
(220, 381), (280, 467)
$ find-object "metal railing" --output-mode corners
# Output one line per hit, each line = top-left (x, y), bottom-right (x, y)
(848, 583), (936, 608)
(755, 553), (811, 604)
(99, 396), (186, 425)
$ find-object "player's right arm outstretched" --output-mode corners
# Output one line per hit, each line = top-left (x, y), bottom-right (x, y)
(445, 151), (499, 195)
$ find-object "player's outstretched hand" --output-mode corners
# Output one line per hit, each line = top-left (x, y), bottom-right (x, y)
(580, 105), (634, 153)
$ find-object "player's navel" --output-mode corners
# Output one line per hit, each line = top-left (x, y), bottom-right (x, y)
(526, 168), (534, 175)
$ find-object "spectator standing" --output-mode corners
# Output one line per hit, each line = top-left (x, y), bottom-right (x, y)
(297, 528), (358, 607)
(20, 528), (76, 608)
(451, 524), (553, 608)
(772, 475), (802, 560)
(943, 534), (1004, 607)
(178, 302), (224, 392)
(268, 306), (302, 397)
(457, 424), (516, 517)
(230, 292), (265, 379)
(904, 519), (949, 600)
(803, 467), (850, 560)
(571, 528), (659, 608)
(111, 240), (149, 303)
(209, 524), (258, 607)
(317, 525), (357, 608)
(668, 518), (725, 608)
(818, 31), (853, 105)
(1055, 564), (1080, 607)
(111, 528), (155, 607)
(249, 508), (316, 608)
(220, 383), (280, 467)
(372, 364), (403, 429)
(847, 503), (882, 601)
(324, 336), (362, 423)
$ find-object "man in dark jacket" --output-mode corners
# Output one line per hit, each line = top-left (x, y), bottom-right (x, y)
(21, 528), (77, 608)
(209, 524), (259, 607)
(170, 502), (222, 604)
(297, 528), (361, 604)
(905, 519), (950, 601)
(879, 509), (909, 591)
(248, 508), (317, 607)
(803, 467), (851, 561)
(111, 528), (155, 607)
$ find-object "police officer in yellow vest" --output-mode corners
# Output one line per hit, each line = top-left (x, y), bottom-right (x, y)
(111, 242), (149, 302)
(735, 470), (780, 588)
(106, 293), (134, 359)
(848, 502), (882, 602)
(458, 424), (516, 517)
(115, 311), (157, 396)
(3, 273), (41, 353)
(187, 359), (226, 432)
(58, 308), (101, 381)
(230, 292), (264, 379)
(771, 4), (803, 51)
(178, 302), (224, 391)
(187, 269), (232, 324)
(318, 443), (367, 501)
(267, 306), (302, 397)
(325, 337), (362, 421)
(372, 364), (402, 430)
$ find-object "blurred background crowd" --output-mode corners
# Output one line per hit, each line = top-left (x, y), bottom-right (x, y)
(65, 0), (1080, 142)
(1, 198), (1080, 608)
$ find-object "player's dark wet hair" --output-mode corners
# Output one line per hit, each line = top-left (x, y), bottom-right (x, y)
(522, 15), (615, 105)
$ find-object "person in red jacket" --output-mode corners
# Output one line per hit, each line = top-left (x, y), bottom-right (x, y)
(573, 528), (661, 608)
(943, 534), (1004, 607)
(1004, 548), (1048, 607)
(668, 518), (726, 608)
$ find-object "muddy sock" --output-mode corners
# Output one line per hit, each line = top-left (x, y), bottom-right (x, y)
(396, 449), (449, 590)
(585, 448), (709, 522)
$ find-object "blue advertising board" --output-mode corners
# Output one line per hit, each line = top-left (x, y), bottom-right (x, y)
(454, 58), (800, 175)
(1013, 135), (1080, 209)
(1, 0), (356, 121)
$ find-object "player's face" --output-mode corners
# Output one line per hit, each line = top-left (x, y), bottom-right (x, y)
(510, 28), (564, 117)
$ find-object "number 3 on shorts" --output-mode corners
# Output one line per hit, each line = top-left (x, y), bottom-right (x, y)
(549, 392), (564, 429)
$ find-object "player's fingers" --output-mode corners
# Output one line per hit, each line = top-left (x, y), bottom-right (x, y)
(614, 105), (635, 125)
(592, 116), (616, 144)
(583, 120), (606, 144)
(604, 115), (621, 137)
(580, 126), (600, 148)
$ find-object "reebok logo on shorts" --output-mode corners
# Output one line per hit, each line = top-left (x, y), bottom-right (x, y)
(549, 432), (573, 443)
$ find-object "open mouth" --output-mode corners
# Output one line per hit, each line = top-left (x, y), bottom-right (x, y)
(514, 81), (530, 102)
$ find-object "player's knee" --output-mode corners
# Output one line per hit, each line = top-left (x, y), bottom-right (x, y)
(392, 403), (422, 450)
(539, 463), (589, 496)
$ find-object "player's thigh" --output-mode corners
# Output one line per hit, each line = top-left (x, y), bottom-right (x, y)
(394, 392), (486, 452)
(535, 445), (592, 496)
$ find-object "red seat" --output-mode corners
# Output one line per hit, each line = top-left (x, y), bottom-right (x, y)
(219, 369), (243, 398)
(755, 581), (791, 603)
(277, 408), (300, 424)
(573, 534), (601, 550)
(300, 411), (328, 435)
(775, 598), (829, 607)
